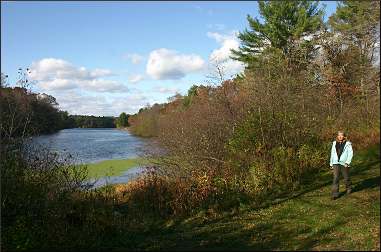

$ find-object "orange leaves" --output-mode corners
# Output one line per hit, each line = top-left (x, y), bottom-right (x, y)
(325, 72), (360, 98)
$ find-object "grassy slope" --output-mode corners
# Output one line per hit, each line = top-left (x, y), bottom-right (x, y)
(134, 144), (380, 251)
(86, 158), (150, 179)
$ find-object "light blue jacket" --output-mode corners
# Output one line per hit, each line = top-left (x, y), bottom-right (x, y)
(330, 140), (353, 167)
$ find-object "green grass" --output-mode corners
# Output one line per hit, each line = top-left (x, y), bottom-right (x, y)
(85, 158), (151, 179)
(121, 144), (380, 250)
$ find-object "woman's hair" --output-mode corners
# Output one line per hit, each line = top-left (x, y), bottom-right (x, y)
(336, 130), (347, 141)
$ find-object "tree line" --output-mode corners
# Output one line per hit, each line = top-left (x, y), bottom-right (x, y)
(0, 73), (130, 138)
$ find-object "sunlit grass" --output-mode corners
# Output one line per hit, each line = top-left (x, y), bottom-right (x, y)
(85, 158), (151, 179)
(64, 145), (380, 250)
(128, 144), (380, 250)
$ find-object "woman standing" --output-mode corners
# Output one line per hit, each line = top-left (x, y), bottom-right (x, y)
(330, 131), (353, 200)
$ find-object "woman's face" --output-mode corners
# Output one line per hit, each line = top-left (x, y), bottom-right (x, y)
(337, 133), (345, 141)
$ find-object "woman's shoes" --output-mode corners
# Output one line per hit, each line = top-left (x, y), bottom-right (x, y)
(332, 189), (352, 200)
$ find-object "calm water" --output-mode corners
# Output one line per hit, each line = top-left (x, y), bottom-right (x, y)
(30, 128), (149, 164)
(29, 128), (151, 187)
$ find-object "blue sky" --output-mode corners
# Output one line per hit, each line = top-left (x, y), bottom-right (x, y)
(1, 1), (337, 116)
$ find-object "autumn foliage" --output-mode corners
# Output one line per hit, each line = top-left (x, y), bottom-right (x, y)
(127, 2), (380, 215)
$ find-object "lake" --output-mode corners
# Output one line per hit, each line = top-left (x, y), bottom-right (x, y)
(29, 128), (151, 187)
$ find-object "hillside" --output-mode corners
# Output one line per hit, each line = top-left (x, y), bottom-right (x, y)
(128, 144), (380, 250)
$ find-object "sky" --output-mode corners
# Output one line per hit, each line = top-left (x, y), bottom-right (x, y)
(1, 1), (338, 116)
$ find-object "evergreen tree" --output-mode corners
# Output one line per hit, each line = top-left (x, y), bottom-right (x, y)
(232, 1), (323, 66)
(183, 85), (198, 108)
(116, 112), (129, 128)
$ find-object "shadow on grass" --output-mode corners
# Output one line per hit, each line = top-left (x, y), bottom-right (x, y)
(152, 144), (380, 251)
(334, 191), (347, 200)
(157, 198), (349, 251)
(352, 176), (380, 193)
(254, 144), (380, 211)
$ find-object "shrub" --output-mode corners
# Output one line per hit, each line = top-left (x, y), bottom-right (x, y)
(0, 141), (127, 250)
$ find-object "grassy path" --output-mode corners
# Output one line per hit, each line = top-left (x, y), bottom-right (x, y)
(135, 145), (380, 250)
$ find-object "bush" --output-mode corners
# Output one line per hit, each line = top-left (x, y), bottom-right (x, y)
(0, 141), (127, 250)
(121, 165), (251, 218)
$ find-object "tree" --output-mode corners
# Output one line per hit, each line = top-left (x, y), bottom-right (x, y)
(37, 93), (58, 107)
(329, 1), (380, 65)
(327, 1), (380, 120)
(182, 85), (198, 108)
(116, 112), (129, 128)
(232, 1), (323, 66)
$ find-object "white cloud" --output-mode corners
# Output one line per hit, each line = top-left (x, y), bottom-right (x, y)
(90, 68), (113, 78)
(79, 79), (128, 93)
(28, 58), (127, 93)
(56, 91), (148, 116)
(207, 31), (245, 77)
(29, 58), (113, 81)
(123, 53), (144, 64)
(153, 86), (180, 94)
(38, 79), (77, 91)
(111, 94), (148, 114)
(56, 92), (111, 115)
(128, 74), (144, 84)
(146, 48), (205, 80)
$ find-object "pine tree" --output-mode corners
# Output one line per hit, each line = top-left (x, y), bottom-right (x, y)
(232, 1), (323, 66)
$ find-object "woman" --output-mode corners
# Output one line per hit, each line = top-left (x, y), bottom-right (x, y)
(330, 130), (353, 200)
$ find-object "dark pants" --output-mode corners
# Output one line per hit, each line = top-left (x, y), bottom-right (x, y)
(332, 164), (352, 197)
